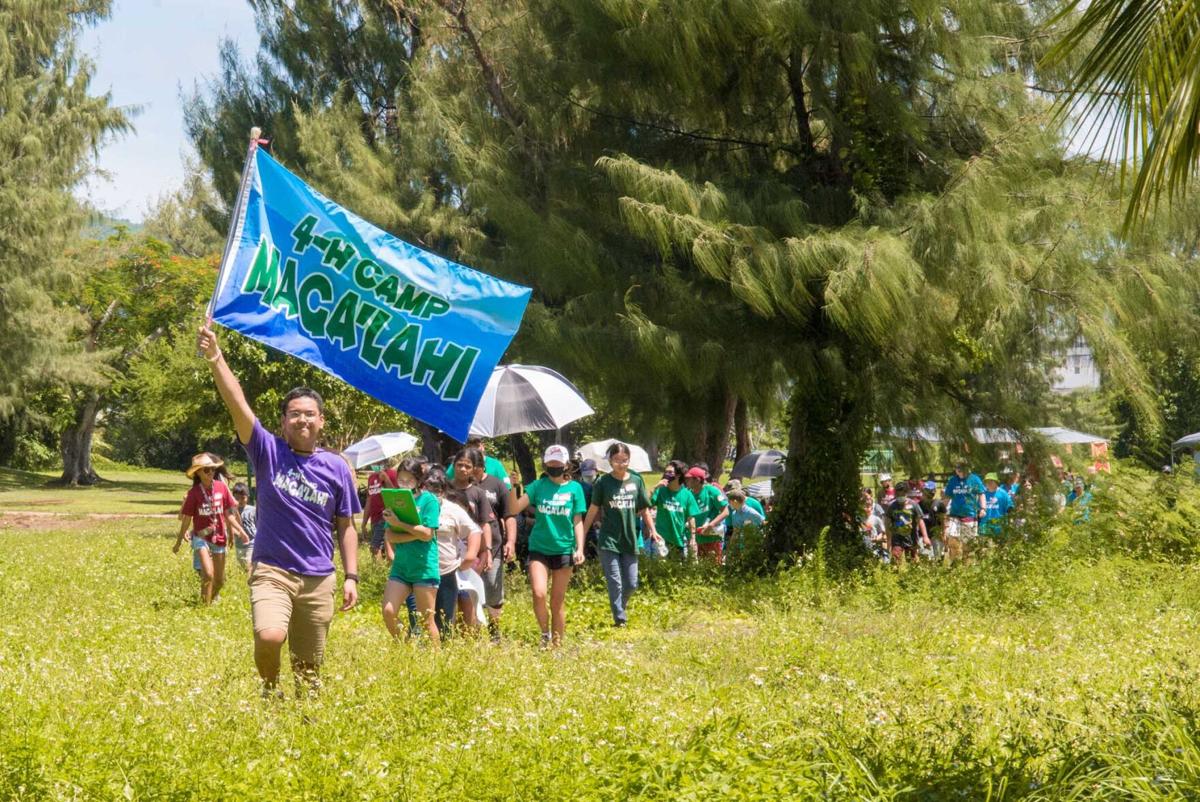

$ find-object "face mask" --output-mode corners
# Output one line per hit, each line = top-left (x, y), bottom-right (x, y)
(582, 471), (597, 482)
(546, 466), (566, 478)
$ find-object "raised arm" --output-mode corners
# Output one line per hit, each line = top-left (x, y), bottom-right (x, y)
(508, 485), (531, 515)
(197, 321), (255, 445)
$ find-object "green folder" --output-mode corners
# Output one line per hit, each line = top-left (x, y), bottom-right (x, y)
(379, 487), (421, 527)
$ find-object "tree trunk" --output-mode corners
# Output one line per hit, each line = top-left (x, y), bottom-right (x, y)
(644, 433), (660, 471)
(734, 397), (752, 463)
(767, 376), (871, 559)
(57, 393), (103, 486)
(509, 433), (536, 485)
(417, 421), (443, 465)
(704, 390), (737, 483)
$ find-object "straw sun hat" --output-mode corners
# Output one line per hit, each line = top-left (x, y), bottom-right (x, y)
(185, 453), (224, 478)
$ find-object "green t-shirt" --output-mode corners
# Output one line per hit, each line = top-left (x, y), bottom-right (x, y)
(592, 472), (652, 554)
(389, 491), (442, 584)
(525, 478), (586, 556)
(446, 456), (512, 490)
(745, 496), (765, 519)
(693, 484), (729, 544)
(651, 484), (700, 548)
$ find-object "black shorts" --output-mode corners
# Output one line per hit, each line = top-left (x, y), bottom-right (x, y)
(528, 551), (574, 571)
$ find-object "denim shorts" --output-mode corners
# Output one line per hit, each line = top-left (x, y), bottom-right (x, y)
(191, 536), (226, 570)
(388, 575), (440, 588)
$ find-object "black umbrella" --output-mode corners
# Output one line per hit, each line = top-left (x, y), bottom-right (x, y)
(730, 449), (787, 479)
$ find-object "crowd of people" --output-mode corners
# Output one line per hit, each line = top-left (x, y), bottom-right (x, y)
(174, 431), (770, 649)
(860, 460), (1096, 564)
(180, 319), (1103, 697)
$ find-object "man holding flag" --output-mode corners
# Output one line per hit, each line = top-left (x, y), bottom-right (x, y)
(198, 322), (360, 697)
(195, 131), (531, 687)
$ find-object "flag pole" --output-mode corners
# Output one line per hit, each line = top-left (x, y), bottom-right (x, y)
(206, 127), (264, 321)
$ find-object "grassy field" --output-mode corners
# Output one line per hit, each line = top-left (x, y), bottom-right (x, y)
(0, 461), (191, 515)
(4, 484), (1200, 799)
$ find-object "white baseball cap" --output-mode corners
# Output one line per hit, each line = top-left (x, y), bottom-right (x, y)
(879, 473), (892, 482)
(543, 445), (570, 464)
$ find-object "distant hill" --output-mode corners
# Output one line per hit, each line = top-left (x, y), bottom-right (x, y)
(82, 213), (144, 240)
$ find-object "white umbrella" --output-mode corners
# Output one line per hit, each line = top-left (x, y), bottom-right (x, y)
(469, 364), (594, 438)
(576, 439), (652, 473)
(341, 431), (419, 469)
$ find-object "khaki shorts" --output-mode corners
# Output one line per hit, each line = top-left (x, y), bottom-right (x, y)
(248, 562), (335, 666)
(944, 517), (978, 540)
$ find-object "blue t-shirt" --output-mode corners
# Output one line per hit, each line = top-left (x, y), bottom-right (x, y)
(980, 488), (1011, 535)
(729, 505), (765, 531)
(944, 473), (986, 518)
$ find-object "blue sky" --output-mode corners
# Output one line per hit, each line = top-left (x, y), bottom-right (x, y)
(78, 0), (258, 222)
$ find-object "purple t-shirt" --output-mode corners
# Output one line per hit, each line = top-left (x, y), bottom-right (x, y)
(243, 419), (361, 576)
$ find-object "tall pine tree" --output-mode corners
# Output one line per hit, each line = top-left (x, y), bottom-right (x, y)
(188, 0), (1182, 555)
(0, 2), (127, 444)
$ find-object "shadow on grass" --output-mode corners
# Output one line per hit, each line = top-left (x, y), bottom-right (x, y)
(0, 467), (185, 495)
(0, 467), (51, 491)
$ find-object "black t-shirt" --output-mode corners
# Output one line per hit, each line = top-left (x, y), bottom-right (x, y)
(919, 499), (945, 537)
(886, 498), (920, 549)
(476, 474), (512, 556)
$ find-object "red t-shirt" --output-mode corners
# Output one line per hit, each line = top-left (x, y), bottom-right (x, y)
(180, 481), (236, 546)
(365, 468), (398, 524)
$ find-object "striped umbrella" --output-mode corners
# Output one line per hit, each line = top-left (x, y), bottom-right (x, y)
(730, 449), (787, 479)
(468, 364), (594, 438)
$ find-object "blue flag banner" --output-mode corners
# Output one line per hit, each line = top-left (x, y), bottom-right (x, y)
(210, 147), (531, 441)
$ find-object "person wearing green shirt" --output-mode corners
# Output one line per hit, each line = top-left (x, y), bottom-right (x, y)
(508, 445), (586, 647)
(582, 443), (661, 627)
(685, 466), (730, 563)
(382, 458), (443, 647)
(652, 459), (699, 557)
(446, 436), (512, 490)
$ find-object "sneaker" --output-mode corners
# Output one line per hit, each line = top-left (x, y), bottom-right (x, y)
(539, 632), (551, 649)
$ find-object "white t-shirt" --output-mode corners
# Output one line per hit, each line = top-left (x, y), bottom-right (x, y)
(437, 498), (481, 575)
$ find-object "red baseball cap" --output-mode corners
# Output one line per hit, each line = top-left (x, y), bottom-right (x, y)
(684, 467), (706, 480)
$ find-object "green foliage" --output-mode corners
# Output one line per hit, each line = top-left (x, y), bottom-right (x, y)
(140, 157), (224, 258)
(181, 0), (1196, 554)
(7, 486), (1200, 797)
(0, 0), (129, 418)
(1082, 460), (1200, 561)
(1047, 0), (1200, 226)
